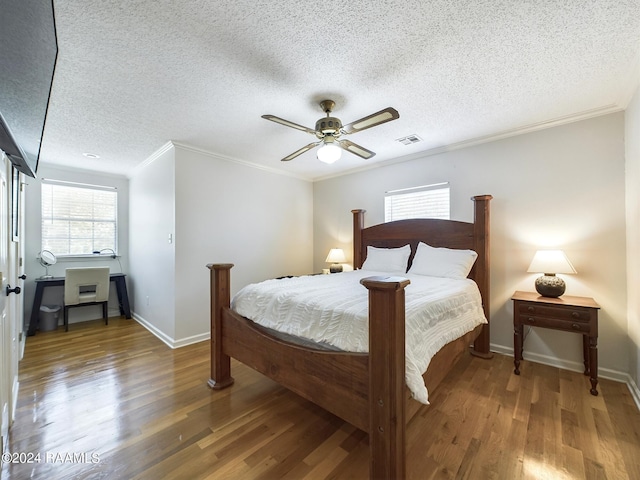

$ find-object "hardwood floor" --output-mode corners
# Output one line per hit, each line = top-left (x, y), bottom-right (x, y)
(3, 317), (640, 479)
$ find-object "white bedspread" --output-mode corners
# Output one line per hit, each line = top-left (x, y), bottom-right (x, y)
(231, 270), (487, 404)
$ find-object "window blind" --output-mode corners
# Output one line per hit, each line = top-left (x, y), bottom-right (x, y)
(384, 184), (450, 222)
(41, 181), (118, 255)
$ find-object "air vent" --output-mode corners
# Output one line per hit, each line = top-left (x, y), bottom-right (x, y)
(396, 134), (422, 145)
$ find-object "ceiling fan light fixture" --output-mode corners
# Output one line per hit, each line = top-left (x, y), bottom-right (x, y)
(317, 137), (341, 164)
(262, 99), (399, 163)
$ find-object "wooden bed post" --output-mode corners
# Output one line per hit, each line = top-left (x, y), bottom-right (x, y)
(352, 209), (365, 269)
(206, 263), (235, 389)
(361, 275), (410, 480)
(471, 195), (493, 358)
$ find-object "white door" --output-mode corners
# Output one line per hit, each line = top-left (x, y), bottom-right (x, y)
(0, 153), (21, 456)
(0, 152), (10, 454)
(7, 167), (23, 423)
(16, 170), (25, 360)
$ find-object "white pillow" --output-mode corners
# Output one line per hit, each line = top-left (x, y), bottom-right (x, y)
(361, 244), (411, 273)
(408, 242), (477, 279)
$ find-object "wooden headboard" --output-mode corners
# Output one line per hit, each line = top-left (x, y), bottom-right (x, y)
(351, 194), (492, 357)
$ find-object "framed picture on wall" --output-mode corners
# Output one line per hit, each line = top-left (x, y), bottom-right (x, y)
(11, 166), (19, 242)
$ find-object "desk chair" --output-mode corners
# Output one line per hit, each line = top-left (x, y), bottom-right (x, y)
(64, 267), (110, 331)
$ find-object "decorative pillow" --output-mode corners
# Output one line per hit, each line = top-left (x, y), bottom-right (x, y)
(361, 244), (411, 273)
(408, 242), (477, 279)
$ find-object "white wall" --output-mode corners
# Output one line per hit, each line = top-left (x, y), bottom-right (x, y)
(129, 143), (314, 346)
(128, 145), (176, 341)
(314, 113), (629, 379)
(23, 164), (130, 328)
(625, 87), (640, 389)
(173, 144), (313, 342)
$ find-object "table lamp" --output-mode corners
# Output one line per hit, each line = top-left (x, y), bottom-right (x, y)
(325, 248), (346, 273)
(527, 250), (577, 297)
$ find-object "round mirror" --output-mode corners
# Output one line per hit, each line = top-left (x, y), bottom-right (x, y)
(39, 250), (57, 267)
(38, 250), (57, 279)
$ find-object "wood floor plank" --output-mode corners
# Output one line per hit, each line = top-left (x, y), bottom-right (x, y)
(3, 317), (640, 480)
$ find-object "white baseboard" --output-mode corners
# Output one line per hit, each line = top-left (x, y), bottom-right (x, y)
(628, 378), (640, 411)
(132, 312), (209, 349)
(133, 313), (175, 348)
(11, 377), (19, 423)
(491, 342), (640, 411)
(173, 331), (210, 348)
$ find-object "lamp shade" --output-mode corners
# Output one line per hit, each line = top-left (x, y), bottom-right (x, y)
(527, 250), (576, 297)
(317, 137), (342, 164)
(527, 250), (577, 274)
(317, 144), (341, 164)
(325, 248), (346, 263)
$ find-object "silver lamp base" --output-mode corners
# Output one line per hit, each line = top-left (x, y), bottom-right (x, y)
(535, 274), (565, 297)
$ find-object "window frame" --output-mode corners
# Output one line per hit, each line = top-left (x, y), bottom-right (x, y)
(41, 179), (119, 258)
(384, 182), (450, 222)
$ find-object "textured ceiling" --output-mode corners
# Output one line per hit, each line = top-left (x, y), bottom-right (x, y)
(38, 0), (640, 180)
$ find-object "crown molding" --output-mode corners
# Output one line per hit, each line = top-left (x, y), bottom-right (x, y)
(130, 103), (630, 184)
(127, 141), (175, 178)
(172, 142), (311, 181)
(313, 104), (625, 182)
(131, 141), (313, 182)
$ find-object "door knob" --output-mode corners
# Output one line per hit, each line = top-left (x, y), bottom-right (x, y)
(6, 285), (21, 296)
(19, 274), (27, 280)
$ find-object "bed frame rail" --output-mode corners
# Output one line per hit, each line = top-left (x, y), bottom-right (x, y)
(207, 264), (411, 478)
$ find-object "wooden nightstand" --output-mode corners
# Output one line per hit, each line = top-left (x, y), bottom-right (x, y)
(512, 291), (600, 395)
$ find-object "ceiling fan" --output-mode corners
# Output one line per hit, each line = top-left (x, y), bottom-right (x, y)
(262, 100), (399, 163)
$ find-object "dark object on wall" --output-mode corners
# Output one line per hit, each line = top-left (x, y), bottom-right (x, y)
(0, 0), (58, 177)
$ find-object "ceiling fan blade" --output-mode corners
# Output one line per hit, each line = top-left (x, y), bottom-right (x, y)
(341, 107), (399, 134)
(338, 139), (376, 159)
(262, 115), (317, 135)
(281, 142), (321, 161)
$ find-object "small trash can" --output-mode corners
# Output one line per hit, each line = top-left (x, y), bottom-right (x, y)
(39, 305), (61, 331)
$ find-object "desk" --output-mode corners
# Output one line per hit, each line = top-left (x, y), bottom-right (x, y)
(512, 290), (600, 395)
(28, 273), (131, 336)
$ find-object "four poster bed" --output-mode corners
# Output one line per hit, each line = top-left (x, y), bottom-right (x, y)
(207, 194), (492, 479)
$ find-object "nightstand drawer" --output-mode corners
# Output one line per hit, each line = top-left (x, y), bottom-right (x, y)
(517, 314), (591, 333)
(516, 303), (591, 322)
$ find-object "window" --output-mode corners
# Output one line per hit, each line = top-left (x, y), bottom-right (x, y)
(384, 183), (450, 222)
(41, 181), (118, 256)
